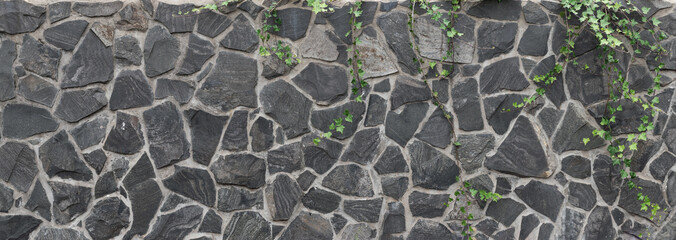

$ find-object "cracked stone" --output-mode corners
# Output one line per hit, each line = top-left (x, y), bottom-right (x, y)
(220, 14), (258, 53)
(43, 20), (88, 51)
(39, 131), (93, 181)
(221, 110), (248, 151)
(197, 51), (258, 112)
(301, 187), (341, 213)
(179, 34), (215, 75)
(223, 211), (272, 240)
(143, 101), (190, 168)
(154, 3), (197, 33)
(292, 62), (348, 105)
(144, 25), (180, 77)
(155, 78), (195, 104)
(85, 197), (130, 240)
(19, 35), (60, 79)
(0, 1), (46, 34)
(114, 35), (142, 66)
(217, 186), (263, 212)
(211, 154), (265, 189)
(386, 102), (429, 146)
(163, 166), (216, 207)
(184, 109), (228, 166)
(266, 174), (302, 220)
(197, 10), (232, 38)
(322, 164), (374, 197)
(409, 140), (460, 190)
(103, 112), (145, 155)
(55, 88), (107, 123)
(49, 181), (91, 224)
(146, 205), (203, 240)
(477, 22), (518, 62)
(122, 153), (163, 239)
(61, 31), (113, 88)
(267, 142), (302, 174)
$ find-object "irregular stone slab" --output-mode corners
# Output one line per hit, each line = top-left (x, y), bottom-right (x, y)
(320, 2), (376, 43)
(197, 51), (258, 112)
(55, 88), (107, 122)
(40, 131), (93, 181)
(342, 128), (381, 165)
(567, 182), (596, 211)
(155, 78), (194, 104)
(344, 198), (382, 223)
(414, 14), (474, 64)
(408, 220), (453, 239)
(409, 191), (448, 218)
(184, 109), (227, 166)
(178, 34), (214, 75)
(383, 202), (406, 234)
(221, 110), (248, 151)
(266, 174), (302, 220)
(296, 171), (316, 191)
(220, 13), (259, 53)
(588, 99), (649, 136)
(0, 39), (15, 101)
(85, 197), (130, 240)
(452, 78), (483, 131)
(476, 219), (499, 236)
(341, 223), (375, 240)
(250, 117), (274, 152)
(480, 57), (528, 94)
(530, 56), (566, 108)
(144, 25), (180, 77)
(61, 30), (113, 88)
(331, 214), (348, 234)
(43, 20), (87, 51)
(381, 176), (408, 200)
(0, 183), (12, 212)
(222, 211), (272, 240)
(2, 104), (58, 139)
(143, 101), (190, 168)
(566, 49), (613, 106)
(456, 134), (495, 173)
(94, 172), (117, 198)
(524, 2), (548, 24)
(561, 155), (591, 179)
(270, 8), (311, 40)
(485, 198), (526, 226)
(145, 205), (203, 240)
(115, 3), (148, 31)
(518, 25), (550, 56)
(537, 107), (563, 138)
(114, 35), (142, 66)
(415, 109), (452, 148)
(378, 11), (418, 75)
(197, 10), (232, 38)
(35, 228), (88, 240)
(477, 22), (518, 62)
(267, 142), (302, 174)
(359, 27), (399, 77)
(582, 206), (616, 240)
(552, 103), (605, 153)
(311, 101), (366, 139)
(409, 140), (460, 190)
(385, 102), (429, 146)
(160, 193), (188, 212)
(19, 35), (60, 79)
(25, 181), (50, 220)
(103, 112), (144, 154)
(391, 75), (431, 110)
(69, 117), (108, 150)
(48, 2), (70, 23)
(365, 94), (387, 126)
(238, 0), (263, 18)
(90, 22), (114, 47)
(292, 62), (348, 105)
(122, 153), (163, 239)
(0, 142), (38, 192)
(515, 181), (564, 221)
(300, 27), (339, 61)
(280, 212), (333, 240)
(619, 178), (670, 221)
(301, 187), (341, 213)
(199, 209), (222, 233)
(217, 186), (263, 212)
(0, 1), (45, 34)
(17, 74), (57, 107)
(49, 181), (91, 224)
(301, 134), (343, 174)
(0, 215), (42, 239)
(669, 171), (676, 208)
(628, 139), (662, 172)
(592, 155), (622, 205)
(650, 152), (676, 181)
(518, 214), (539, 240)
(322, 164), (374, 197)
(261, 54), (296, 79)
(163, 166), (216, 207)
(486, 116), (549, 177)
(467, 0), (521, 20)
(154, 3), (197, 33)
(73, 1), (122, 17)
(211, 154), (265, 189)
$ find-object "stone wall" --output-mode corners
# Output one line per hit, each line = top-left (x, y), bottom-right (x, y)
(1, 0), (676, 239)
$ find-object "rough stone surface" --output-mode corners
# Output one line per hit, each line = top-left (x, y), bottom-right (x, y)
(480, 57), (528, 94)
(365, 94), (387, 126)
(453, 78), (483, 131)
(344, 198), (382, 223)
(477, 22), (518, 62)
(0, 142), (38, 192)
(184, 109), (227, 165)
(144, 25), (180, 77)
(40, 131), (93, 181)
(35, 228), (88, 240)
(116, 3), (148, 31)
(561, 156), (592, 179)
(0, 1), (46, 34)
(179, 34), (214, 75)
(518, 25), (550, 56)
(222, 211), (271, 240)
(163, 166), (216, 207)
(250, 116), (274, 152)
(456, 134), (494, 173)
(114, 35), (142, 66)
(386, 102), (429, 146)
(123, 153), (163, 239)
(145, 205), (203, 240)
(103, 112), (144, 154)
(43, 20), (87, 51)
(486, 198), (526, 226)
(280, 212), (333, 240)
(49, 181), (91, 224)
(85, 197), (130, 240)
(583, 206), (616, 240)
(322, 164), (374, 197)
(292, 62), (348, 105)
(408, 220), (453, 239)
(221, 110), (249, 151)
(0, 39), (16, 101)
(199, 209), (222, 233)
(271, 8), (311, 40)
(25, 181), (50, 220)
(143, 102), (190, 168)
(391, 75), (432, 110)
(197, 51), (258, 112)
(217, 186), (263, 212)
(409, 191), (448, 218)
(553, 103), (605, 153)
(378, 11), (418, 75)
(342, 128), (381, 165)
(55, 88), (107, 123)
(650, 152), (676, 181)
(61, 31), (113, 88)
(154, 3), (197, 33)
(198, 10), (232, 38)
(409, 140), (459, 190)
(0, 215), (42, 240)
(486, 117), (549, 177)
(515, 181), (564, 221)
(72, 1), (122, 17)
(19, 35), (60, 79)
(211, 154), (265, 189)
(266, 174), (302, 221)
(301, 187), (340, 213)
(311, 101), (366, 140)
(220, 14), (258, 53)
(374, 146), (409, 174)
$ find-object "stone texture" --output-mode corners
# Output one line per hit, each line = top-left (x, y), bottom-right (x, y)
(198, 10), (232, 38)
(415, 108), (452, 148)
(103, 112), (144, 154)
(619, 178), (669, 220)
(344, 198), (382, 223)
(179, 34), (214, 75)
(467, 0), (522, 20)
(0, 183), (12, 212)
(301, 187), (341, 213)
(0, 1), (46, 34)
(0, 39), (16, 101)
(553, 103), (605, 153)
(16, 75), (55, 108)
(378, 11), (418, 75)
(85, 197), (130, 240)
(588, 99), (651, 136)
(271, 8), (312, 40)
(220, 14), (258, 53)
(391, 75), (432, 110)
(61, 31), (113, 88)
(322, 164), (374, 197)
(486, 198), (526, 226)
(154, 3), (197, 33)
(116, 3), (148, 31)
(145, 205), (203, 240)
(0, 142), (38, 192)
(292, 62), (348, 105)
(311, 101), (366, 140)
(483, 94), (526, 135)
(155, 79), (195, 104)
(266, 174), (302, 220)
(39, 131), (93, 181)
(0, 215), (42, 240)
(49, 181), (91, 224)
(477, 22), (518, 62)
(567, 182), (596, 211)
(43, 20), (87, 51)
(518, 25), (550, 56)
(515, 181), (564, 221)
(409, 191), (448, 218)
(456, 134), (495, 173)
(479, 57), (528, 94)
(217, 186), (263, 212)
(19, 35), (60, 79)
(486, 116), (549, 177)
(250, 116), (274, 152)
(583, 206), (616, 240)
(144, 25), (180, 77)
(408, 220), (453, 239)
(342, 128), (381, 165)
(48, 2), (70, 23)
(383, 202), (406, 234)
(25, 181), (50, 220)
(143, 102), (190, 168)
(365, 94), (387, 126)
(73, 1), (122, 17)
(35, 228), (88, 240)
(2, 103), (58, 139)
(114, 35), (142, 66)
(386, 102), (429, 146)
(300, 27), (340, 61)
(221, 110), (249, 151)
(280, 212), (333, 240)
(531, 56), (566, 107)
(223, 211), (271, 240)
(163, 166), (216, 207)
(452, 78), (483, 131)
(211, 154), (265, 189)
(55, 88), (107, 123)
(122, 153), (163, 239)
(199, 209), (222, 233)
(359, 27), (400, 78)
(409, 140), (459, 190)
(561, 155), (592, 179)
(94, 172), (117, 199)
(267, 142), (302, 174)
(566, 49), (613, 106)
(184, 109), (227, 166)
(197, 51), (258, 112)
(650, 152), (676, 181)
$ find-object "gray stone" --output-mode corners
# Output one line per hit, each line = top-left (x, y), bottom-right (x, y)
(477, 22), (518, 62)
(627, 64), (654, 93)
(456, 134), (495, 173)
(211, 154), (265, 189)
(54, 88), (107, 123)
(261, 54), (296, 79)
(268, 142), (302, 174)
(629, 139), (662, 172)
(654, 211), (676, 239)
(496, 177), (511, 195)
(650, 152), (676, 181)
(265, 174), (302, 220)
(114, 35), (142, 66)
(155, 78), (194, 104)
(374, 79), (390, 92)
(280, 212), (333, 240)
(518, 25), (551, 56)
(161, 193), (189, 212)
(414, 14), (475, 64)
(25, 181), (50, 220)
(619, 178), (669, 220)
(154, 3), (197, 33)
(197, 62), (213, 81)
(669, 171), (676, 208)
(103, 112), (145, 155)
(197, 10), (232, 38)
(552, 103), (605, 153)
(122, 153), (163, 239)
(452, 78), (483, 131)
(588, 99), (650, 136)
(480, 57), (528, 94)
(43, 20), (87, 51)
(485, 198), (526, 226)
(331, 214), (348, 234)
(566, 49), (613, 106)
(0, 1), (46, 34)
(163, 166), (216, 207)
(381, 176), (408, 200)
(184, 109), (227, 166)
(538, 223), (555, 240)
(321, 2), (376, 43)
(90, 22), (114, 47)
(292, 62), (348, 105)
(85, 197), (130, 240)
(19, 35), (60, 79)
(592, 155), (622, 204)
(415, 109), (452, 148)
(409, 140), (459, 190)
(94, 172), (117, 199)
(341, 223), (375, 240)
(238, 0), (263, 18)
(515, 181), (564, 221)
(492, 228), (515, 240)
(115, 3), (148, 31)
(197, 51), (258, 112)
(561, 155), (591, 179)
(0, 183), (12, 212)
(300, 27), (339, 61)
(217, 186), (263, 212)
(365, 94), (387, 126)
(144, 25), (180, 77)
(486, 116), (549, 177)
(301, 134), (343, 174)
(220, 14), (258, 52)
(583, 206), (616, 240)
(467, 0), (521, 20)
(409, 191), (448, 218)
(537, 107), (564, 137)
(199, 209), (222, 233)
(322, 164), (374, 197)
(344, 198), (382, 223)
(250, 117), (274, 152)
(271, 8), (312, 40)
(524, 2), (548, 24)
(342, 128), (381, 165)
(476, 219), (499, 236)
(311, 101), (366, 139)
(73, 1), (122, 17)
(386, 102), (429, 146)
(567, 182), (596, 211)
(0, 142), (38, 192)
(301, 187), (341, 213)
(0, 39), (15, 101)
(391, 75), (431, 110)
(2, 104), (58, 139)
(61, 30), (113, 88)
(221, 110), (249, 151)
(383, 202), (406, 234)
(296, 171), (316, 191)
(660, 11), (676, 36)
(48, 2), (70, 23)
(49, 181), (91, 224)
(179, 34), (214, 75)
(359, 27), (400, 78)
(407, 220), (452, 239)
(17, 74), (57, 107)
(143, 102), (190, 168)
(223, 211), (272, 240)
(145, 205), (203, 240)
(35, 228), (88, 240)
(0, 215), (42, 240)
(39, 131), (93, 181)
(378, 11), (419, 75)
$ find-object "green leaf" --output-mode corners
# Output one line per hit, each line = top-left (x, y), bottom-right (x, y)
(641, 6), (651, 14)
(322, 132), (332, 138)
(313, 138), (321, 145)
(583, 138), (590, 145)
(336, 125), (345, 134)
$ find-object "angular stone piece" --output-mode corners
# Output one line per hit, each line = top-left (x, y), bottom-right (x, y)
(480, 57), (528, 93)
(211, 154), (265, 189)
(300, 27), (339, 61)
(408, 220), (452, 239)
(73, 1), (122, 17)
(197, 10), (232, 38)
(524, 2), (548, 24)
(668, 171), (676, 207)
(155, 78), (194, 104)
(43, 20), (88, 51)
(154, 3), (197, 33)
(390, 75), (431, 110)
(296, 171), (316, 191)
(0, 142), (38, 192)
(515, 181), (564, 221)
(0, 1), (46, 34)
(553, 103), (605, 153)
(342, 128), (381, 165)
(280, 212), (333, 240)
(178, 34), (214, 75)
(2, 104), (58, 139)
(40, 131), (93, 181)
(261, 54), (296, 79)
(85, 197), (130, 240)
(588, 99), (650, 136)
(217, 186), (263, 212)
(145, 205), (203, 240)
(322, 164), (374, 197)
(0, 39), (16, 101)
(415, 109), (452, 148)
(144, 25), (180, 77)
(223, 211), (271, 240)
(619, 178), (669, 220)
(477, 22), (518, 62)
(0, 215), (42, 240)
(452, 78), (483, 131)
(19, 35), (60, 79)
(409, 140), (459, 190)
(292, 62), (348, 105)
(143, 102), (190, 168)
(0, 183), (12, 212)
(415, 13), (475, 64)
(25, 181), (51, 220)
(629, 139), (662, 172)
(122, 153), (163, 239)
(160, 193), (188, 212)
(567, 182), (596, 211)
(383, 202), (406, 234)
(197, 51), (258, 112)
(265, 174), (302, 221)
(381, 176), (408, 200)
(250, 117), (274, 152)
(312, 101), (366, 139)
(385, 102), (429, 146)
(566, 49), (615, 106)
(331, 214), (348, 234)
(378, 11), (418, 75)
(35, 228), (88, 240)
(49, 2), (70, 23)
(456, 134), (495, 173)
(301, 187), (341, 213)
(537, 107), (564, 138)
(467, 0), (522, 20)
(365, 94), (387, 126)
(344, 198), (382, 223)
(114, 35), (142, 66)
(103, 112), (144, 155)
(270, 8), (311, 40)
(94, 172), (117, 199)
(561, 155), (591, 179)
(61, 31), (113, 88)
(409, 191), (448, 218)
(49, 181), (91, 224)
(302, 135), (343, 174)
(583, 206), (616, 240)
(163, 166), (216, 207)
(529, 56), (566, 108)
(16, 75), (55, 107)
(476, 219), (499, 236)
(220, 14), (259, 53)
(221, 110), (248, 151)
(183, 109), (227, 166)
(592, 155), (622, 205)
(115, 3), (148, 31)
(89, 22), (114, 47)
(267, 142), (302, 174)
(486, 198), (526, 226)
(238, 0), (263, 18)
(518, 25), (550, 56)
(55, 88), (107, 123)
(199, 209), (222, 233)
(486, 116), (549, 177)
(650, 152), (676, 181)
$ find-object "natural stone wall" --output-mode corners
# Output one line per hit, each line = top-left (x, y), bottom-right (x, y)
(0, 0), (676, 239)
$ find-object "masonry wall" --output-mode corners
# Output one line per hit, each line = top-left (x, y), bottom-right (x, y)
(1, 0), (676, 239)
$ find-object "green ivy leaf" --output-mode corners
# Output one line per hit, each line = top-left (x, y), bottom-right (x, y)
(583, 138), (590, 145)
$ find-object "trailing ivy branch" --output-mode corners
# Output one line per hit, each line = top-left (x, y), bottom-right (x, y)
(256, 1), (301, 66)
